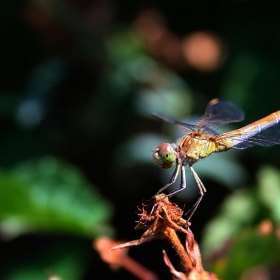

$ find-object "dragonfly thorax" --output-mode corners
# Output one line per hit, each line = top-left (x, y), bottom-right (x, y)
(179, 133), (219, 164)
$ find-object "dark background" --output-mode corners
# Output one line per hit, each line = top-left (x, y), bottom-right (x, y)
(1, 0), (280, 279)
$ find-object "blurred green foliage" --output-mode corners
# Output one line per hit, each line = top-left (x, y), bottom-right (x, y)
(202, 166), (280, 279)
(0, 157), (112, 280)
(0, 156), (113, 239)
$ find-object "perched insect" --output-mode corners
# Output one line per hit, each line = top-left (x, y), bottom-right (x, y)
(153, 99), (280, 220)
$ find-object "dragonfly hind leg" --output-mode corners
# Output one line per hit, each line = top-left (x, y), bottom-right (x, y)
(184, 166), (207, 222)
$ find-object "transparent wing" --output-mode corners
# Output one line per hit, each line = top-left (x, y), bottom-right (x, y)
(153, 114), (195, 133)
(153, 99), (244, 134)
(216, 120), (280, 149)
(195, 99), (245, 131)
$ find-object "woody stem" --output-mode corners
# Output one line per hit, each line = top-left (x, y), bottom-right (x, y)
(162, 226), (193, 272)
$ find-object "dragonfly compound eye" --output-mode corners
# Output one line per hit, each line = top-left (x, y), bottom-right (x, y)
(153, 143), (176, 169)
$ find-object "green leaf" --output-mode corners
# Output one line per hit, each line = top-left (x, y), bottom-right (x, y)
(257, 165), (280, 222)
(0, 156), (114, 239)
(212, 230), (280, 280)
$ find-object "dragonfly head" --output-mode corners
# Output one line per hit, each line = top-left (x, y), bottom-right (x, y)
(153, 143), (176, 169)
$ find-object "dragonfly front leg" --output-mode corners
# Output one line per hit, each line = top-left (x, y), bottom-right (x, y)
(165, 163), (186, 198)
(185, 166), (207, 221)
(155, 158), (181, 196)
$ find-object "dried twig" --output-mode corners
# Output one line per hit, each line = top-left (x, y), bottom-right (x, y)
(111, 194), (219, 279)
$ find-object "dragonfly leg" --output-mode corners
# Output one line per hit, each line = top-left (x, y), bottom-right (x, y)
(165, 163), (186, 197)
(185, 166), (207, 222)
(155, 158), (181, 196)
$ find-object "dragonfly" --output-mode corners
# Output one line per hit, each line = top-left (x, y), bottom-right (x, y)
(153, 98), (280, 221)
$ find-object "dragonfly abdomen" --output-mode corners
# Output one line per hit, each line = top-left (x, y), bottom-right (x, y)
(217, 110), (280, 148)
(238, 111), (280, 136)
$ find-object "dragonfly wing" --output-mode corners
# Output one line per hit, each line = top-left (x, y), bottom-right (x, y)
(235, 129), (280, 148)
(196, 99), (245, 131)
(218, 122), (280, 149)
(232, 142), (254, 149)
(153, 114), (195, 132)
